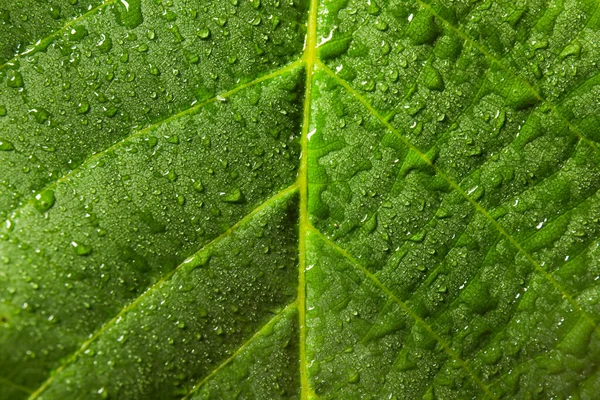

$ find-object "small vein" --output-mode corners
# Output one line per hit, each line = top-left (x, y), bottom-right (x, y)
(413, 0), (600, 153)
(0, 376), (33, 395)
(487, 317), (599, 392)
(9, 59), (303, 221)
(0, 0), (117, 71)
(317, 60), (598, 329)
(308, 225), (497, 399)
(402, 132), (583, 307)
(182, 301), (298, 399)
(27, 183), (299, 399)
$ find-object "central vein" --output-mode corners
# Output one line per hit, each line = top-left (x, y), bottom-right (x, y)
(298, 0), (318, 397)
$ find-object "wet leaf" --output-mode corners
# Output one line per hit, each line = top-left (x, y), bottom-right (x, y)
(1, 0), (600, 399)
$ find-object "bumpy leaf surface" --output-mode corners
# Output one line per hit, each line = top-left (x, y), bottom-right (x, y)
(1, 0), (600, 398)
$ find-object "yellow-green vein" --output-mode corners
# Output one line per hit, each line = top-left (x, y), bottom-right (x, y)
(307, 225), (497, 399)
(297, 0), (319, 396)
(9, 59), (303, 221)
(414, 0), (600, 153)
(0, 0), (117, 71)
(27, 183), (299, 399)
(318, 60), (597, 329)
(182, 302), (298, 399)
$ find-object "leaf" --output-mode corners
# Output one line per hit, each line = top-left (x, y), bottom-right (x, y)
(1, 0), (600, 399)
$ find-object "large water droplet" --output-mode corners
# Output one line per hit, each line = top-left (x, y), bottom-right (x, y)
(7, 70), (24, 88)
(71, 241), (93, 256)
(219, 188), (244, 203)
(0, 139), (14, 151)
(193, 180), (204, 192)
(68, 25), (88, 41)
(33, 190), (56, 212)
(113, 0), (143, 29)
(423, 65), (444, 91)
(97, 34), (113, 53)
(30, 108), (50, 124)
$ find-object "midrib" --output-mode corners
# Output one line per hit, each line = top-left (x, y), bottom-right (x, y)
(298, 0), (319, 397)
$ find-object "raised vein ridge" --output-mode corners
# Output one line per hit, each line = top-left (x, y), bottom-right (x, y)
(27, 184), (299, 399)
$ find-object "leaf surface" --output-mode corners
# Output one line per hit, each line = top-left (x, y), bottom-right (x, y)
(1, 0), (600, 398)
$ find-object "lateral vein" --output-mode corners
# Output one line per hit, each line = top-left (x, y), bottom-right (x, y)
(318, 60), (597, 329)
(27, 183), (299, 399)
(309, 226), (497, 399)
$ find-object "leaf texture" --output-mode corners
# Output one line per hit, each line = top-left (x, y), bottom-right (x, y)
(1, 0), (600, 398)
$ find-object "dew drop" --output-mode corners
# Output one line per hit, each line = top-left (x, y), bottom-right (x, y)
(0, 139), (14, 151)
(30, 108), (51, 124)
(114, 0), (143, 29)
(196, 27), (210, 39)
(76, 101), (90, 114)
(7, 70), (24, 88)
(68, 25), (88, 41)
(193, 180), (204, 192)
(97, 34), (113, 53)
(33, 190), (56, 212)
(49, 5), (61, 19)
(71, 241), (93, 256)
(219, 188), (244, 203)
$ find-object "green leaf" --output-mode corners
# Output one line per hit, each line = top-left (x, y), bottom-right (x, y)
(1, 0), (600, 399)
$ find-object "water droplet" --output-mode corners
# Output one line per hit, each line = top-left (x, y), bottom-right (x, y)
(559, 41), (582, 60)
(347, 372), (360, 383)
(97, 34), (113, 53)
(193, 180), (204, 192)
(0, 139), (14, 151)
(49, 5), (61, 19)
(113, 0), (143, 29)
(76, 101), (90, 114)
(71, 241), (93, 256)
(33, 190), (56, 212)
(374, 19), (388, 31)
(184, 252), (211, 270)
(30, 108), (51, 124)
(367, 1), (380, 15)
(193, 26), (210, 41)
(7, 70), (24, 88)
(409, 231), (425, 242)
(104, 105), (118, 117)
(423, 65), (444, 91)
(68, 25), (88, 41)
(363, 212), (378, 233)
(219, 188), (244, 203)
(407, 11), (439, 45)
(146, 136), (158, 147)
(166, 135), (179, 144)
